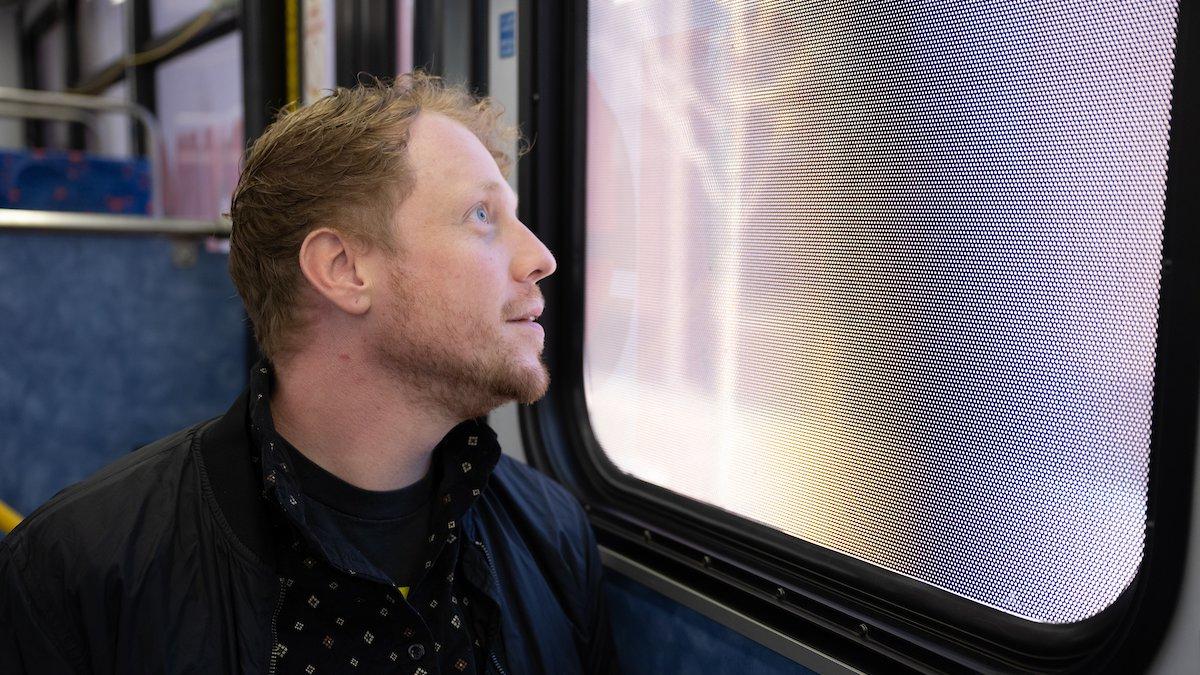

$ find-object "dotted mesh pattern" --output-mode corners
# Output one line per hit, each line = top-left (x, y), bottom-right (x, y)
(582, 0), (1178, 623)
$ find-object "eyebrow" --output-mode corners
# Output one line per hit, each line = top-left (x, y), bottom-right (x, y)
(477, 181), (519, 210)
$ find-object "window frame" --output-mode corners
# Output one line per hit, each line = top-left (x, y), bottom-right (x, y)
(516, 0), (1200, 671)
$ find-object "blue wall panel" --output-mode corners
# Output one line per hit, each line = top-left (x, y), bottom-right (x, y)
(606, 571), (818, 674)
(0, 230), (246, 516)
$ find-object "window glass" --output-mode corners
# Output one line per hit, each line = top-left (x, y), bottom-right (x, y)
(35, 22), (66, 92)
(151, 0), (213, 37)
(92, 81), (133, 158)
(36, 22), (69, 148)
(440, 0), (472, 87)
(0, 12), (19, 149)
(78, 0), (126, 76)
(155, 32), (243, 220)
(584, 0), (1178, 623)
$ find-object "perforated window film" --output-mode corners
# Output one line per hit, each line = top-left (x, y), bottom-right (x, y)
(583, 0), (1179, 623)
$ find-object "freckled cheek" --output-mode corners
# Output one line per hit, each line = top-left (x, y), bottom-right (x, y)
(422, 243), (506, 302)
(425, 254), (507, 317)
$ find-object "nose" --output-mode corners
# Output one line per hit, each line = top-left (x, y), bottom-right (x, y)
(512, 220), (557, 284)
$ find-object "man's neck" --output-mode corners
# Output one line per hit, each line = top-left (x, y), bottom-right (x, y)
(268, 347), (458, 492)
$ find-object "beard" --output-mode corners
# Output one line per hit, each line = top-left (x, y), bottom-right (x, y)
(372, 266), (550, 419)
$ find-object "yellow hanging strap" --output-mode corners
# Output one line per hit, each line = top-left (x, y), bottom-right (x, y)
(0, 499), (22, 534)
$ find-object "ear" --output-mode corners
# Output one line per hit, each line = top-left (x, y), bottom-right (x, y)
(297, 228), (375, 316)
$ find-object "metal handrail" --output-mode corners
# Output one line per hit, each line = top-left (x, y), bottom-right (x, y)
(0, 86), (166, 217)
(0, 101), (104, 135)
(0, 208), (231, 236)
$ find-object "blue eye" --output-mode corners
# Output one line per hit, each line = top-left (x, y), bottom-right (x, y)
(473, 206), (490, 223)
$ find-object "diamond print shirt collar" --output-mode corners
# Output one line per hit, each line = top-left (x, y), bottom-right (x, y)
(246, 359), (503, 585)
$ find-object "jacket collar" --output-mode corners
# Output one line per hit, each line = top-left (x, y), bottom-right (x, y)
(198, 387), (279, 569)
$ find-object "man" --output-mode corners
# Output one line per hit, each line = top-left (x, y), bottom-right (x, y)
(0, 73), (614, 674)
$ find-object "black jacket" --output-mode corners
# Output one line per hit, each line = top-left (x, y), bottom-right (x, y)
(0, 389), (614, 674)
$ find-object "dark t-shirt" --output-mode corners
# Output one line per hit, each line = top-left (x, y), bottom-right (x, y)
(286, 446), (432, 592)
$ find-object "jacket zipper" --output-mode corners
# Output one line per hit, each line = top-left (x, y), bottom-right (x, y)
(490, 650), (508, 675)
(267, 576), (289, 675)
(475, 539), (509, 675)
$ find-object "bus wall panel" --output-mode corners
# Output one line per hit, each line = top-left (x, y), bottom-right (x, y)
(606, 570), (817, 674)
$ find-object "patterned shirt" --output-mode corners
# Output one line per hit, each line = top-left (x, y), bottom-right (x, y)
(247, 361), (506, 675)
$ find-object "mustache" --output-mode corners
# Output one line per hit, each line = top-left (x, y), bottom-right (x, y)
(503, 289), (545, 317)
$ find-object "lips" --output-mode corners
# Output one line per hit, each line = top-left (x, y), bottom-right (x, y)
(506, 305), (545, 339)
(506, 304), (544, 323)
(506, 317), (543, 333)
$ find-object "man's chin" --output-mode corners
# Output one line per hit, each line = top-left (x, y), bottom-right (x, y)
(501, 366), (551, 406)
(512, 385), (549, 406)
(440, 361), (549, 419)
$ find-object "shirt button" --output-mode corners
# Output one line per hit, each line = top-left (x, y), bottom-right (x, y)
(408, 643), (425, 660)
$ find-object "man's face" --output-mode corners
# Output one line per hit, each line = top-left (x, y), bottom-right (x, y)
(369, 113), (556, 418)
